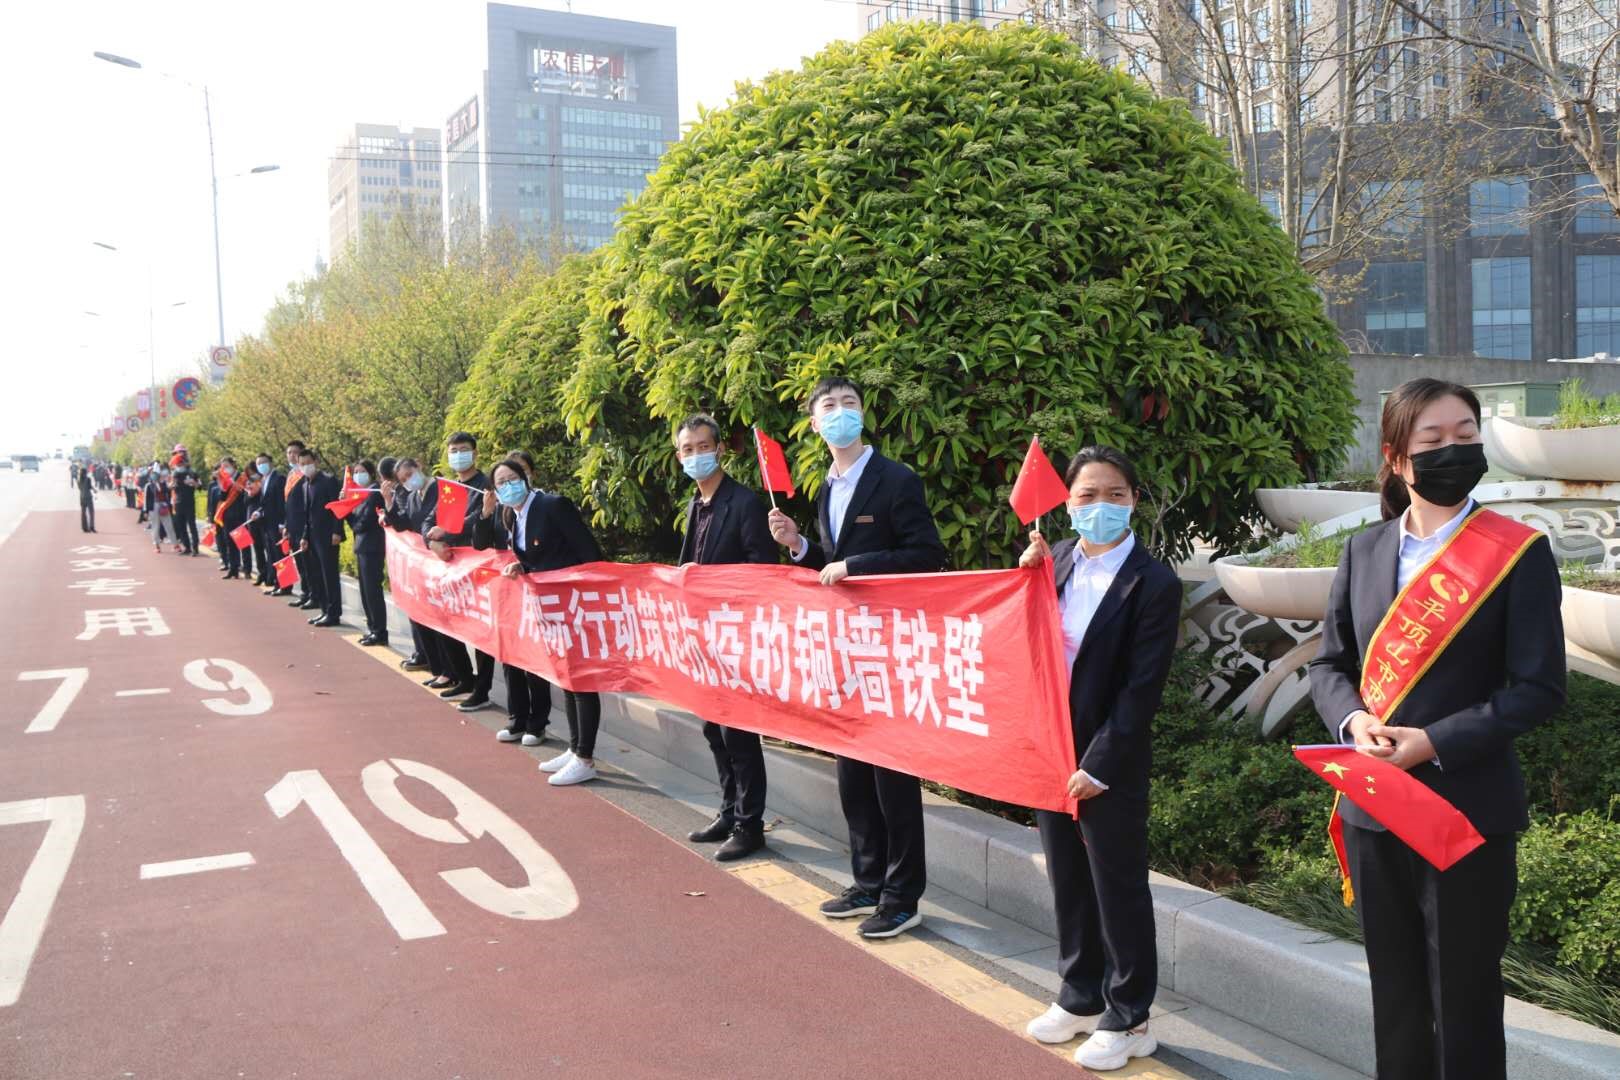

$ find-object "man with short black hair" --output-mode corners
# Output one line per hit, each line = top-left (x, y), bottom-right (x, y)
(423, 432), (493, 709)
(170, 446), (201, 556)
(295, 447), (344, 627)
(767, 376), (946, 939)
(674, 413), (778, 861)
(282, 440), (317, 609)
(384, 456), (440, 674)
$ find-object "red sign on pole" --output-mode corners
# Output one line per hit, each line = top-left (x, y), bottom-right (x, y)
(136, 389), (152, 421)
(113, 416), (127, 436)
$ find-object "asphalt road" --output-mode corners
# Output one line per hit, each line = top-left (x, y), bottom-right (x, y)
(0, 463), (1095, 1080)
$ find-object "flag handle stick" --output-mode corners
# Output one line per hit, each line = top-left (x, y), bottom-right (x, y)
(753, 427), (778, 511)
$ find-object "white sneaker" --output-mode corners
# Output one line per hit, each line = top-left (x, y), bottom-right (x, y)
(547, 757), (597, 786)
(520, 732), (544, 747)
(538, 750), (576, 774)
(496, 728), (520, 743)
(1025, 1003), (1095, 1044)
(1074, 1025), (1157, 1071)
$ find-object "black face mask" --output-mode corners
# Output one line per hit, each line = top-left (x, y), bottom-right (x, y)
(1407, 442), (1487, 506)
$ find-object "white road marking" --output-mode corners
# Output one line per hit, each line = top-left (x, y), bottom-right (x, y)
(138, 852), (256, 879)
(115, 688), (171, 698)
(17, 669), (90, 734)
(265, 770), (446, 940)
(0, 795), (87, 1008)
(182, 658), (272, 716)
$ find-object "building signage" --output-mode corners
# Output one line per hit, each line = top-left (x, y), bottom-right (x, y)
(446, 97), (480, 147)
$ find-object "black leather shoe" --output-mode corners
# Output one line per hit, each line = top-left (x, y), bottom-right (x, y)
(358, 633), (377, 646)
(287, 597), (306, 607)
(298, 598), (319, 610)
(400, 655), (428, 671)
(714, 825), (766, 862)
(688, 815), (734, 844)
(369, 635), (388, 647)
(307, 614), (323, 624)
(312, 614), (342, 628)
(438, 683), (474, 699)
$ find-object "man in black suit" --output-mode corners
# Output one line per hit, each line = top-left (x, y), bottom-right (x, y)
(281, 440), (320, 611)
(422, 432), (493, 710)
(170, 447), (201, 556)
(383, 457), (439, 674)
(673, 414), (779, 861)
(767, 377), (946, 939)
(294, 447), (344, 627)
(254, 452), (288, 593)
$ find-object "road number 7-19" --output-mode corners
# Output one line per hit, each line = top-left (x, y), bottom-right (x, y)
(266, 759), (577, 941)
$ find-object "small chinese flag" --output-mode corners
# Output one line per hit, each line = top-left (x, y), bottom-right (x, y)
(200, 525), (218, 550)
(324, 466), (373, 518)
(273, 553), (300, 589)
(279, 536), (292, 556)
(229, 523), (254, 550)
(1294, 744), (1486, 892)
(753, 428), (796, 498)
(436, 477), (470, 534)
(1009, 436), (1070, 525)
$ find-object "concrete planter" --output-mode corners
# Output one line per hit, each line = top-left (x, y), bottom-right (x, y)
(1254, 487), (1379, 533)
(1563, 585), (1620, 666)
(1213, 554), (1336, 622)
(1485, 418), (1620, 482)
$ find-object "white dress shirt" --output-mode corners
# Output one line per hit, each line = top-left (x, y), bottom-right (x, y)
(793, 444), (875, 561)
(512, 490), (538, 552)
(1339, 500), (1473, 757)
(1059, 531), (1136, 790)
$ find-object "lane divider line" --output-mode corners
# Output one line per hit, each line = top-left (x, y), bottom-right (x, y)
(138, 852), (256, 880)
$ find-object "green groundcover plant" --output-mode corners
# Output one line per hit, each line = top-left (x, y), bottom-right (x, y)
(566, 20), (1355, 567)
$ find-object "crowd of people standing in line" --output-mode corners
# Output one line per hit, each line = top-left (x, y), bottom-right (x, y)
(96, 374), (1561, 1078)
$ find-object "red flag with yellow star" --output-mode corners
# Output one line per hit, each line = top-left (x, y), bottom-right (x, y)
(1294, 745), (1485, 885)
(435, 477), (471, 534)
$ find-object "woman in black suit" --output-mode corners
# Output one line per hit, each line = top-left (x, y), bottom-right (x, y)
(1016, 445), (1182, 1073)
(1309, 378), (1564, 1080)
(472, 456), (605, 787)
(348, 459), (389, 647)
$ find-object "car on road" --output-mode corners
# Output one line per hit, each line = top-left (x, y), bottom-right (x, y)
(18, 455), (40, 472)
(0, 459), (13, 470)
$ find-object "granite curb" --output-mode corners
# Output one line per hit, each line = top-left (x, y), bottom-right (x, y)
(343, 576), (1620, 1080)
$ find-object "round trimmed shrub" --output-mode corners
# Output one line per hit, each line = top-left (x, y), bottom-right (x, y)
(569, 20), (1356, 565)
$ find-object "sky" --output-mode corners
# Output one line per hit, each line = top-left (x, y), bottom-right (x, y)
(0, 0), (857, 455)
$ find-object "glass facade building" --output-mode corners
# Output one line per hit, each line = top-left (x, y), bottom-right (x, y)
(442, 4), (678, 253)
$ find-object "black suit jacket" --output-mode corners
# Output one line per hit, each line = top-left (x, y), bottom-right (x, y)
(385, 480), (437, 533)
(298, 471), (344, 547)
(1308, 511), (1565, 834)
(473, 491), (602, 571)
(678, 473), (777, 566)
(1050, 537), (1183, 793)
(283, 473), (310, 537)
(348, 492), (386, 556)
(257, 469), (286, 533)
(798, 450), (946, 575)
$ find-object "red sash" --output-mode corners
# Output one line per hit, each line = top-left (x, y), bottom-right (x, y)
(1327, 508), (1541, 904)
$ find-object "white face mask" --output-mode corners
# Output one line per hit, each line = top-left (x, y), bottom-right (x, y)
(300, 463), (317, 479)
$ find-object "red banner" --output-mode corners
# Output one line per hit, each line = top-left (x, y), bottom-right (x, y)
(384, 531), (1076, 813)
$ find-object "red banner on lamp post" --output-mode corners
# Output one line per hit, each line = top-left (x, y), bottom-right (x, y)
(384, 530), (1077, 813)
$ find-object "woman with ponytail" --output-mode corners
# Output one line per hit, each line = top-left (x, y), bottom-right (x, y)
(1308, 378), (1565, 1080)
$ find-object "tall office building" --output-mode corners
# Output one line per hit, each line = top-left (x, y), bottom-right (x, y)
(854, 1), (1620, 363)
(328, 124), (444, 259)
(443, 3), (679, 252)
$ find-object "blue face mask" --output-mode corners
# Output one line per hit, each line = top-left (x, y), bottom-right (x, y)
(352, 471), (371, 487)
(682, 451), (719, 482)
(448, 449), (474, 472)
(404, 472), (426, 491)
(256, 461), (272, 476)
(1070, 501), (1133, 545)
(496, 479), (528, 507)
(818, 407), (863, 449)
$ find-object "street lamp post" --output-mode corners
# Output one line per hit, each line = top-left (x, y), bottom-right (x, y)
(92, 51), (277, 354)
(88, 243), (188, 436)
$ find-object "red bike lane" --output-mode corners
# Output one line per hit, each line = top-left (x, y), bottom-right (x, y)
(0, 504), (1085, 1079)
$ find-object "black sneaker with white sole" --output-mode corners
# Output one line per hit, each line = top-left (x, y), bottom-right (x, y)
(857, 907), (921, 939)
(818, 885), (879, 919)
(457, 694), (493, 712)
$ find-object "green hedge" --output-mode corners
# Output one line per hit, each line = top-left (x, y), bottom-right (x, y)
(564, 20), (1355, 567)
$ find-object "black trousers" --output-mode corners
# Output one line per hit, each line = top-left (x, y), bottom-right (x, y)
(240, 533), (256, 579)
(222, 538), (241, 574)
(294, 546), (319, 602)
(311, 540), (341, 617)
(125, 488), (137, 509)
(562, 690), (601, 758)
(474, 649), (495, 695)
(703, 722), (766, 828)
(253, 531), (272, 583)
(355, 549), (386, 636)
(1346, 825), (1516, 1080)
(1036, 793), (1156, 1032)
(439, 634), (474, 686)
(504, 665), (552, 734)
(410, 621), (444, 675)
(837, 757), (925, 909)
(175, 512), (198, 553)
(80, 500), (95, 532)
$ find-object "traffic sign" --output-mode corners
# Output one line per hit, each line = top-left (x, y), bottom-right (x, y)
(210, 346), (234, 368)
(126, 416), (142, 432)
(174, 377), (202, 410)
